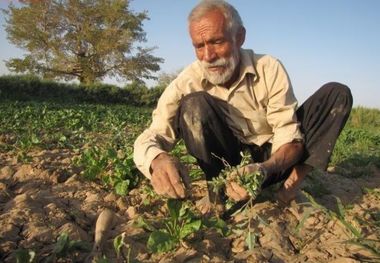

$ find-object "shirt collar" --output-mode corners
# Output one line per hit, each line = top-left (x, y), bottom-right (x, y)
(200, 49), (257, 88)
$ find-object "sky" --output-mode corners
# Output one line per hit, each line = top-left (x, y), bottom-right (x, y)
(1, 0), (379, 108)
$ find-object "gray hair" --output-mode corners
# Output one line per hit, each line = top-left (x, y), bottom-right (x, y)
(188, 0), (243, 35)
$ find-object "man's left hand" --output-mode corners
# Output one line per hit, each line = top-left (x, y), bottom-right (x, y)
(226, 181), (249, 202)
(225, 163), (268, 202)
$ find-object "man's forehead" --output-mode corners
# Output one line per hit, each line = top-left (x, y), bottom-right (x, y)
(189, 9), (227, 37)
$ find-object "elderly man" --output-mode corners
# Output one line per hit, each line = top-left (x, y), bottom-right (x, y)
(133, 0), (352, 212)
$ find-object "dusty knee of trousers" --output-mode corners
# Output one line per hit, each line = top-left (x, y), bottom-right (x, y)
(322, 82), (353, 116)
(179, 92), (211, 129)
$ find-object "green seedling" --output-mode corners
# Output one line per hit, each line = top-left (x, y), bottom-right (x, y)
(75, 146), (140, 196)
(209, 152), (267, 250)
(136, 199), (229, 254)
(15, 249), (36, 263)
(145, 199), (202, 253)
(45, 232), (91, 262)
(301, 191), (380, 260)
(113, 233), (131, 262)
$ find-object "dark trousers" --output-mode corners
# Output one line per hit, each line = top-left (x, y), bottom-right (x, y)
(176, 82), (353, 186)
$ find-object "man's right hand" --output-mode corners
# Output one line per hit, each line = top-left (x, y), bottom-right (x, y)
(150, 153), (189, 199)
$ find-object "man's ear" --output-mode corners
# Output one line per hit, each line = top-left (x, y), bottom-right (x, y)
(236, 26), (246, 47)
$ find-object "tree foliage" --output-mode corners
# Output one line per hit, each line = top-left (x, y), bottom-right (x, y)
(2, 0), (163, 84)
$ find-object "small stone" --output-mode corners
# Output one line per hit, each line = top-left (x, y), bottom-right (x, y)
(24, 225), (54, 243)
(13, 165), (34, 181)
(126, 206), (137, 219)
(85, 192), (99, 203)
(58, 222), (90, 241)
(0, 166), (14, 180)
(0, 182), (6, 191)
(104, 192), (118, 203)
(116, 197), (129, 211)
(61, 158), (71, 164)
(231, 237), (246, 253)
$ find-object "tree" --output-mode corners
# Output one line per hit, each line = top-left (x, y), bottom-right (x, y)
(2, 0), (163, 84)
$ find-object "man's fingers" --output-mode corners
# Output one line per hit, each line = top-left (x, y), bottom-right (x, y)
(227, 182), (249, 201)
(178, 164), (191, 189)
(166, 165), (186, 198)
(230, 182), (249, 199)
(152, 170), (180, 198)
(226, 183), (243, 201)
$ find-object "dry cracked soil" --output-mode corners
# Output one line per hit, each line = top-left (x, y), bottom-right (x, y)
(1, 148), (379, 262)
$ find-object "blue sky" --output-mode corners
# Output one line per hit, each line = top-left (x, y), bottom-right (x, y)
(1, 0), (379, 108)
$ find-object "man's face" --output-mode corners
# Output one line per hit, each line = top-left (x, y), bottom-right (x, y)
(189, 10), (242, 85)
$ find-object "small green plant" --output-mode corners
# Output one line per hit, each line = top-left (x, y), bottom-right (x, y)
(211, 152), (266, 201)
(135, 199), (229, 254)
(301, 191), (380, 260)
(144, 199), (202, 253)
(45, 232), (91, 262)
(75, 146), (140, 196)
(14, 249), (36, 263)
(113, 233), (131, 262)
(209, 152), (267, 250)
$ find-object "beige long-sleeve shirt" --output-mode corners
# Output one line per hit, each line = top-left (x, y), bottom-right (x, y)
(134, 49), (303, 179)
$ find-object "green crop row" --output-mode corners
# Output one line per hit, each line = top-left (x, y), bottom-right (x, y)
(1, 99), (379, 194)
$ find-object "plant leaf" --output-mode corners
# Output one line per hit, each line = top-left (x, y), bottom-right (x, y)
(113, 234), (123, 257)
(53, 233), (69, 255)
(179, 219), (202, 239)
(336, 196), (346, 219)
(245, 231), (256, 251)
(295, 208), (313, 235)
(203, 217), (230, 236)
(167, 199), (182, 221)
(15, 249), (36, 263)
(147, 231), (177, 253)
(133, 217), (156, 232)
(114, 180), (130, 196)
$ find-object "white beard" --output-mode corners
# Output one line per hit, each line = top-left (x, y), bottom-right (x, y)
(200, 48), (240, 85)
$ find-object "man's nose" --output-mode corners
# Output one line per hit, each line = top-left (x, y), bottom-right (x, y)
(203, 45), (216, 62)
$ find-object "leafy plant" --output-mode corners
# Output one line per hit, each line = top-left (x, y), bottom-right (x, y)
(145, 199), (201, 253)
(113, 233), (131, 262)
(45, 232), (91, 262)
(136, 199), (229, 254)
(208, 152), (267, 250)
(75, 146), (140, 196)
(14, 249), (36, 263)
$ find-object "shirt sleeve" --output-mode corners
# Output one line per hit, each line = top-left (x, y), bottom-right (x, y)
(133, 82), (182, 179)
(265, 59), (304, 153)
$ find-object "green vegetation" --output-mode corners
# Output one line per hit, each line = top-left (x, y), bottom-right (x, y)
(135, 199), (228, 253)
(0, 75), (163, 106)
(331, 107), (380, 177)
(14, 233), (91, 263)
(0, 99), (151, 195)
(1, 77), (379, 194)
